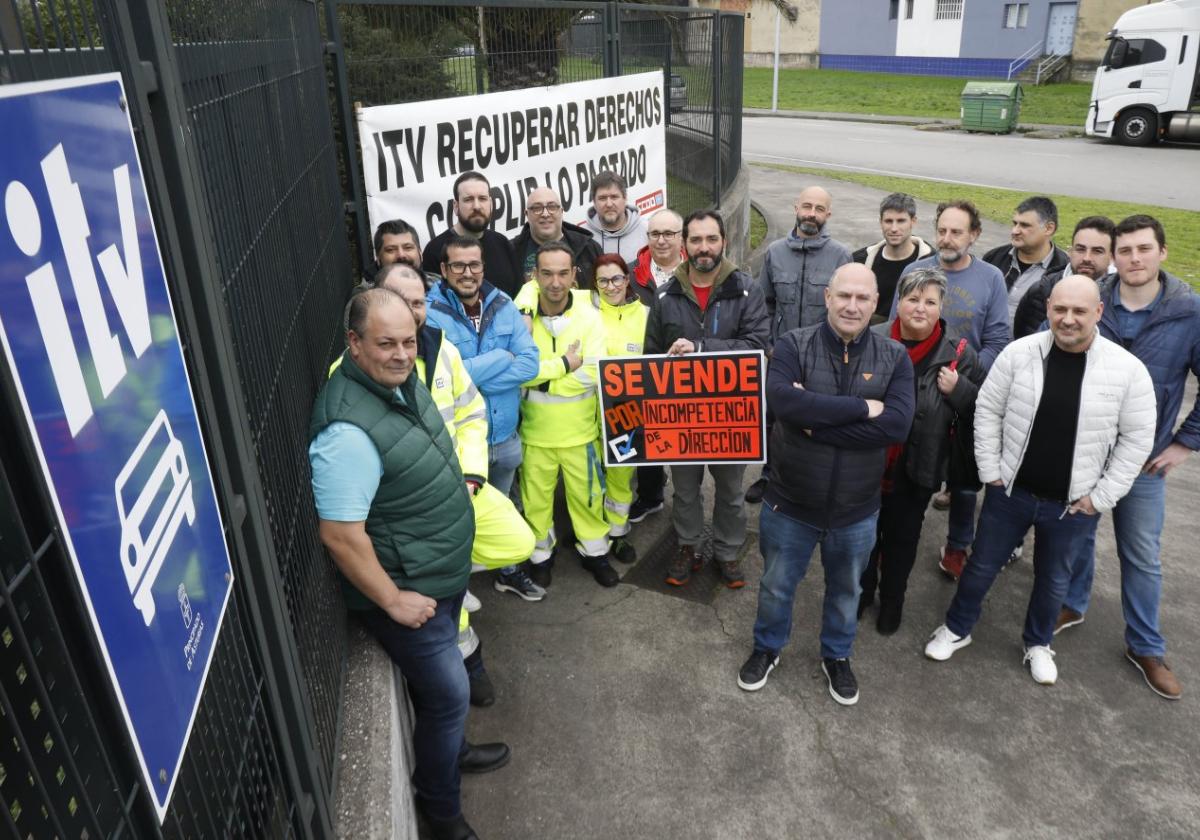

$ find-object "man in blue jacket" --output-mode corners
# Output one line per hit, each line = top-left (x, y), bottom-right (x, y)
(426, 235), (544, 600)
(738, 263), (915, 706)
(1057, 215), (1197, 701)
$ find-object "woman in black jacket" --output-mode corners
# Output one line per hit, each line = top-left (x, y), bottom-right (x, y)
(858, 267), (984, 635)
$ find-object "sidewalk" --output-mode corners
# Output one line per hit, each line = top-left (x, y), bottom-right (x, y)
(745, 107), (1079, 137)
(459, 166), (1200, 840)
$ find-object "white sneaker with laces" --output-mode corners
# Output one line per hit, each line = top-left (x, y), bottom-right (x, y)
(1023, 645), (1057, 685)
(924, 624), (972, 661)
(463, 589), (482, 613)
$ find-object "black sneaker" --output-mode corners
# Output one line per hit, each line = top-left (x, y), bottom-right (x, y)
(528, 560), (552, 589)
(627, 498), (664, 523)
(744, 476), (768, 504)
(737, 650), (779, 691)
(821, 657), (859, 706)
(493, 568), (547, 602)
(581, 555), (620, 587)
(611, 537), (637, 564)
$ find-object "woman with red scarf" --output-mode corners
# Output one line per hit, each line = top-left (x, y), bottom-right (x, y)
(858, 267), (984, 635)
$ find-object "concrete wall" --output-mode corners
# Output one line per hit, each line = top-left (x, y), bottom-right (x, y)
(960, 0), (1054, 59)
(1074, 0), (1144, 63)
(819, 0), (899, 55)
(897, 0), (965, 56)
(744, 51), (821, 67)
(745, 0), (821, 53)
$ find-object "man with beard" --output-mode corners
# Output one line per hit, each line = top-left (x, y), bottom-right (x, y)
(983, 196), (1070, 330)
(852, 193), (933, 325)
(422, 171), (522, 297)
(1013, 216), (1115, 338)
(425, 236), (545, 600)
(747, 186), (852, 504)
(892, 200), (1010, 581)
(644, 210), (770, 589)
(584, 170), (648, 264)
(510, 186), (601, 287)
(357, 219), (442, 291)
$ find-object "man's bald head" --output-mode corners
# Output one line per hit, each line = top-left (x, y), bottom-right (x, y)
(527, 186), (564, 242)
(1047, 274), (1103, 353)
(795, 186), (833, 237)
(825, 263), (877, 341)
(647, 208), (685, 264)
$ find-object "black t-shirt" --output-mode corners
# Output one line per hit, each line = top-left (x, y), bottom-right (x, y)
(422, 228), (522, 299)
(872, 249), (923, 320)
(1015, 343), (1087, 502)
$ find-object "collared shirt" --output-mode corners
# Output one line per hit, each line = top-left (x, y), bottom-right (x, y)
(1112, 280), (1165, 347)
(1003, 247), (1058, 326)
(651, 258), (679, 288)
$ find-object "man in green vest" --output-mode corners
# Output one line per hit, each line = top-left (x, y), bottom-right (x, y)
(310, 288), (507, 840)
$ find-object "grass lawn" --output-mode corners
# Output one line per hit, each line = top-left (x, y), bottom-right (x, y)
(744, 68), (1092, 128)
(750, 203), (767, 252)
(757, 162), (1199, 288)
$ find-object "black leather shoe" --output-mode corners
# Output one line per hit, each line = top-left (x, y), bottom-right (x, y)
(582, 555), (620, 587)
(459, 741), (511, 774)
(418, 807), (479, 840)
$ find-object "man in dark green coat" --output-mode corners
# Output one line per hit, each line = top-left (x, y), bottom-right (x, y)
(309, 288), (507, 840)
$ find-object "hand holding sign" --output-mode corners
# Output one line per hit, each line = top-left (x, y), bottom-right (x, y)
(668, 338), (695, 356)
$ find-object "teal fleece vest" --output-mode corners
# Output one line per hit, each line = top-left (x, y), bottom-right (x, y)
(310, 353), (473, 607)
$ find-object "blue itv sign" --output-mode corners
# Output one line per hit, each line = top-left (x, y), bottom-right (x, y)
(0, 73), (233, 821)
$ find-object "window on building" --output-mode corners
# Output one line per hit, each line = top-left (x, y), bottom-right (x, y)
(935, 0), (964, 20)
(889, 0), (899, 20)
(1003, 3), (1030, 29)
(905, 0), (914, 20)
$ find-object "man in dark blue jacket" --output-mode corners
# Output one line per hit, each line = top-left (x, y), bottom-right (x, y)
(1057, 215), (1198, 701)
(737, 263), (914, 706)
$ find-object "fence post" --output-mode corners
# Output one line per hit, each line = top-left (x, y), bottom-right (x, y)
(711, 11), (722, 207)
(325, 0), (374, 273)
(604, 1), (621, 77)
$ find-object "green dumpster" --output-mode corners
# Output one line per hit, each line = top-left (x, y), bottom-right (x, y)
(960, 82), (1023, 133)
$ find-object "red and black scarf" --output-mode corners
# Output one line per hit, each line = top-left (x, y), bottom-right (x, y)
(881, 319), (943, 492)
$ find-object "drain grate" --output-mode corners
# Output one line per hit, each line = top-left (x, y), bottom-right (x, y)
(622, 527), (758, 605)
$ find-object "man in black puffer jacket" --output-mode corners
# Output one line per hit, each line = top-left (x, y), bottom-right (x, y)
(736, 263), (914, 707)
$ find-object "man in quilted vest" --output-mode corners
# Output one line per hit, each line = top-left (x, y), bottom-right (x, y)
(309, 289), (508, 840)
(925, 276), (1156, 688)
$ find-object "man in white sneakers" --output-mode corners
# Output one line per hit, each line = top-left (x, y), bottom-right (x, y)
(924, 275), (1155, 686)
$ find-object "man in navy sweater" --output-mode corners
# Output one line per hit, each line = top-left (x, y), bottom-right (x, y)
(738, 263), (914, 706)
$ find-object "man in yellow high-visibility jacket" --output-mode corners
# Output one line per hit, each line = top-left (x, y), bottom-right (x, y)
(517, 242), (618, 588)
(336, 264), (534, 708)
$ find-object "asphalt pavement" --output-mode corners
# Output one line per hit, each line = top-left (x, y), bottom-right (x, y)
(458, 166), (1200, 839)
(742, 114), (1200, 211)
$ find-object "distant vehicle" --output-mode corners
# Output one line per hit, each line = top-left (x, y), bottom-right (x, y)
(668, 73), (687, 112)
(116, 410), (196, 626)
(1086, 0), (1200, 146)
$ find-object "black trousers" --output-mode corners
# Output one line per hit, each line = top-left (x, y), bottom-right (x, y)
(634, 464), (665, 505)
(860, 467), (936, 605)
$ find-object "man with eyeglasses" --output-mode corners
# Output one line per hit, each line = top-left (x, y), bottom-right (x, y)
(422, 170), (522, 298)
(426, 236), (544, 602)
(630, 208), (686, 306)
(510, 186), (601, 288)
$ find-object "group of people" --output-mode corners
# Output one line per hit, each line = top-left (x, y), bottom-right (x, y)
(307, 168), (1198, 840)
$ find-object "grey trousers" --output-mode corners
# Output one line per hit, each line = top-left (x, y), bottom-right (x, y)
(669, 463), (748, 562)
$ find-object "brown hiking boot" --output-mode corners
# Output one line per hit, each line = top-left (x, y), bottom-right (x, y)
(665, 544), (700, 586)
(1053, 607), (1085, 635)
(718, 559), (746, 589)
(1125, 649), (1183, 700)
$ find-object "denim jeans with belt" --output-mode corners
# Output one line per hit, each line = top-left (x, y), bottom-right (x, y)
(945, 484), (1100, 649)
(1064, 471), (1168, 656)
(753, 503), (878, 659)
(358, 590), (469, 820)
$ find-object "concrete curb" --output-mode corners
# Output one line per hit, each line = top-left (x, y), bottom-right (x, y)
(743, 107), (1082, 137)
(746, 197), (784, 278)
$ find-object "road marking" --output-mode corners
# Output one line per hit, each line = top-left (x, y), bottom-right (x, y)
(746, 153), (1020, 192)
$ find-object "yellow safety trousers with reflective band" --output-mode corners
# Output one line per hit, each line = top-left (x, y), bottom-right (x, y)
(519, 288), (606, 448)
(591, 292), (648, 537)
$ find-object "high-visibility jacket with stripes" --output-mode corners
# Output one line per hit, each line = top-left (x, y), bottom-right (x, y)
(591, 290), (648, 357)
(329, 325), (488, 481)
(517, 287), (606, 448)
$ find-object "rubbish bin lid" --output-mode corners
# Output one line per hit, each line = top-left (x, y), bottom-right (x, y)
(962, 81), (1023, 97)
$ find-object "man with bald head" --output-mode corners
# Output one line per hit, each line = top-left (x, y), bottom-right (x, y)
(748, 185), (852, 503)
(739, 263), (914, 705)
(310, 288), (509, 839)
(926, 275), (1156, 688)
(510, 185), (601, 286)
(630, 208), (685, 305)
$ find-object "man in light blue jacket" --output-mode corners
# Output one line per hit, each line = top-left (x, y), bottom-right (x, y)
(427, 235), (543, 600)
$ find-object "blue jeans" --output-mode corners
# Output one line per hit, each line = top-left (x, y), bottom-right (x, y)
(488, 432), (523, 496)
(946, 485), (1100, 648)
(753, 504), (878, 659)
(358, 591), (469, 820)
(947, 488), (977, 551)
(1064, 472), (1167, 656)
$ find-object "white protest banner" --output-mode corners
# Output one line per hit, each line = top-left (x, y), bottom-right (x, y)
(359, 71), (668, 243)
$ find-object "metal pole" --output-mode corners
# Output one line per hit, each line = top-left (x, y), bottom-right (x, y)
(772, 5), (780, 112)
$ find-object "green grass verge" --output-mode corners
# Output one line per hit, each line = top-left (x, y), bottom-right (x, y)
(744, 68), (1091, 128)
(750, 203), (767, 253)
(756, 162), (1198, 288)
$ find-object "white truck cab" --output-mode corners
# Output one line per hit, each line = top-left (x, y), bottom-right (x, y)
(1087, 0), (1200, 145)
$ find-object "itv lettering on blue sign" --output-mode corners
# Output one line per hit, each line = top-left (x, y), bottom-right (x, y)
(0, 74), (233, 820)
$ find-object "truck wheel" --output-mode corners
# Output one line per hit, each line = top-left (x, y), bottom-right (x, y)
(1115, 108), (1158, 146)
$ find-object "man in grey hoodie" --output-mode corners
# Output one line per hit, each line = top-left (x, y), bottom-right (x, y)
(747, 186), (852, 503)
(584, 170), (648, 264)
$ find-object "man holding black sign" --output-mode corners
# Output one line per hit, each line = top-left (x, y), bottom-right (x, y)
(738, 263), (914, 706)
(644, 210), (769, 590)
